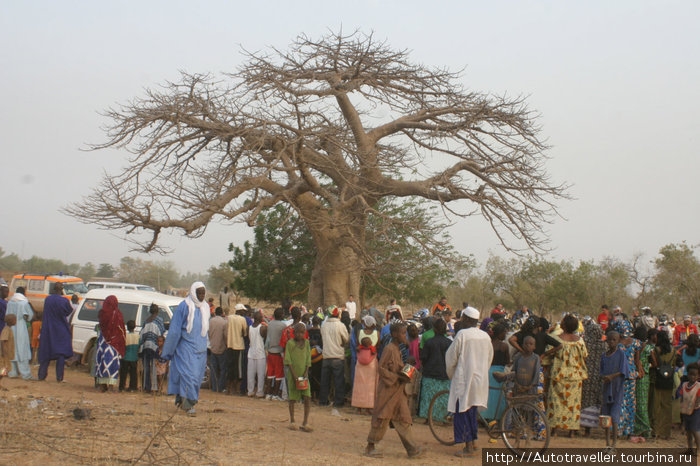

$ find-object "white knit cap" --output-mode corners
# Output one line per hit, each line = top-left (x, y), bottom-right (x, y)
(462, 306), (480, 320)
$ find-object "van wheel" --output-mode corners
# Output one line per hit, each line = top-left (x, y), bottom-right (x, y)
(86, 343), (97, 377)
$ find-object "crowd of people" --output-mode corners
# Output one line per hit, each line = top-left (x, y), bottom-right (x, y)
(3, 279), (700, 457)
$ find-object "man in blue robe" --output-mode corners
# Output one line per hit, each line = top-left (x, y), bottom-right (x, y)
(38, 283), (74, 382)
(161, 282), (209, 415)
(7, 287), (35, 380)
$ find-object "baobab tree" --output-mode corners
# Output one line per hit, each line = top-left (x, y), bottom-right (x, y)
(67, 30), (567, 307)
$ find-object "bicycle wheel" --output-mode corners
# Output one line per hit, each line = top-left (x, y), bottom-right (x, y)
(427, 389), (455, 446)
(500, 401), (550, 455)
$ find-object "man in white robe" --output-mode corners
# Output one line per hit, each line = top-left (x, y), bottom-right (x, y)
(7, 287), (35, 380)
(445, 306), (492, 457)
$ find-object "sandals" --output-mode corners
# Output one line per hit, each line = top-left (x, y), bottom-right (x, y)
(363, 448), (383, 458)
(300, 425), (313, 433)
(288, 423), (298, 431)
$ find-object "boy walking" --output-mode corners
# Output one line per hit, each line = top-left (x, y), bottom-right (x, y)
(285, 323), (312, 432)
(364, 322), (423, 458)
(600, 330), (628, 451)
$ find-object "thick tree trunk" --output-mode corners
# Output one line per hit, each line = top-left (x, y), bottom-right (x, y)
(307, 236), (363, 310)
(308, 255), (325, 310)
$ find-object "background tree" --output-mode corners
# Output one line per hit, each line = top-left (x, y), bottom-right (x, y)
(652, 242), (700, 313)
(229, 205), (315, 303)
(96, 263), (116, 278)
(67, 30), (567, 306)
(77, 262), (97, 281)
(0, 248), (23, 272)
(116, 257), (179, 291)
(206, 262), (239, 294)
(21, 256), (80, 276)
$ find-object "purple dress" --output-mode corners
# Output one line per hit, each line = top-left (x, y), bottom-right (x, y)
(600, 348), (629, 423)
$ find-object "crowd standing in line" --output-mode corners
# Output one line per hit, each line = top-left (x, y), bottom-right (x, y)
(5, 276), (700, 457)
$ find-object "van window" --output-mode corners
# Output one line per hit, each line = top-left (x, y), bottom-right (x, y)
(63, 282), (88, 295)
(140, 306), (172, 326)
(77, 299), (139, 323)
(12, 278), (28, 289)
(28, 279), (45, 292)
(87, 283), (104, 291)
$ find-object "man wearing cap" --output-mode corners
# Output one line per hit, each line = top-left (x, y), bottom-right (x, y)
(673, 315), (698, 347)
(225, 304), (249, 395)
(640, 307), (656, 331)
(319, 306), (349, 407)
(445, 306), (493, 457)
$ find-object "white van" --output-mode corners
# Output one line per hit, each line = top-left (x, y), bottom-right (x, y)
(86, 281), (157, 292)
(71, 289), (183, 367)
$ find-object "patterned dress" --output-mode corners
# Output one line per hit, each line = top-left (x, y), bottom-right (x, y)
(547, 338), (588, 430)
(635, 342), (654, 437)
(95, 329), (120, 385)
(618, 338), (641, 436)
(581, 321), (605, 409)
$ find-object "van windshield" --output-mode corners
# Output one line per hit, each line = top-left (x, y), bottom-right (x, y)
(63, 282), (88, 295)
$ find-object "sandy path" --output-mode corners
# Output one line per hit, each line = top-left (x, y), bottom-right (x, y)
(0, 367), (691, 465)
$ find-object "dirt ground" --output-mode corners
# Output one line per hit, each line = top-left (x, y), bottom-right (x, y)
(0, 366), (693, 465)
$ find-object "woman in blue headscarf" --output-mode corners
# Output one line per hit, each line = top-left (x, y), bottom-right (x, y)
(614, 319), (642, 438)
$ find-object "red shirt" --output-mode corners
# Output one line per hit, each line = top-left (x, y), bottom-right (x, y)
(279, 323), (309, 354)
(597, 312), (610, 331)
(673, 324), (699, 347)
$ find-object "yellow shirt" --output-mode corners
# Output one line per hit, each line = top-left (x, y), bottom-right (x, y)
(226, 314), (248, 350)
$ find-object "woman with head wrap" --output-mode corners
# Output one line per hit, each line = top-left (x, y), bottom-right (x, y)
(160, 282), (210, 415)
(547, 314), (588, 437)
(96, 295), (126, 392)
(634, 327), (656, 439)
(581, 318), (605, 411)
(580, 317), (605, 436)
(351, 315), (380, 411)
(614, 319), (642, 438)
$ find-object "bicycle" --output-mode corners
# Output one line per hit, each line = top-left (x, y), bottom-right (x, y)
(427, 372), (550, 455)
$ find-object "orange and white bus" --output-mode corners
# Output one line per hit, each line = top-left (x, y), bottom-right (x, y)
(9, 273), (88, 312)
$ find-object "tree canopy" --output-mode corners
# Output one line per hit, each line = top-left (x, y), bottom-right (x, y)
(228, 201), (469, 305)
(66, 30), (567, 306)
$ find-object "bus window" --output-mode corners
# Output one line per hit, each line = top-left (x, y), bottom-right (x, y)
(28, 279), (45, 292)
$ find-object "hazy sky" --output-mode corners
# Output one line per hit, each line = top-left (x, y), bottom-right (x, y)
(1, 1), (698, 275)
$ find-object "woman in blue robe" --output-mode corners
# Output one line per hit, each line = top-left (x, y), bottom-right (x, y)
(161, 282), (210, 415)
